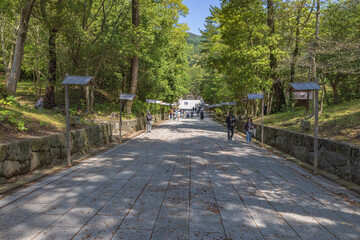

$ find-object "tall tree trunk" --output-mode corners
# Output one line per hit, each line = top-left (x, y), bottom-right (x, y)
(268, 90), (273, 114)
(254, 100), (258, 117)
(90, 86), (95, 112)
(36, 28), (41, 97)
(0, 17), (8, 78)
(44, 28), (57, 108)
(290, 1), (303, 82)
(245, 100), (248, 118)
(1, 15), (16, 81)
(332, 85), (339, 104)
(311, 0), (321, 83)
(34, 26), (41, 98)
(356, 76), (360, 99)
(89, 56), (104, 112)
(122, 72), (128, 93)
(320, 76), (325, 114)
(311, 0), (320, 115)
(329, 74), (341, 104)
(125, 0), (140, 115)
(268, 0), (286, 112)
(6, 0), (36, 94)
(84, 53), (90, 113)
(85, 86), (90, 112)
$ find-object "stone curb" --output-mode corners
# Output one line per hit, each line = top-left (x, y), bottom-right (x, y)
(209, 114), (360, 195)
(0, 119), (168, 196)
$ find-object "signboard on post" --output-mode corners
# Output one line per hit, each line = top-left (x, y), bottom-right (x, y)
(61, 75), (95, 167)
(120, 94), (136, 100)
(247, 93), (264, 100)
(288, 82), (321, 175)
(247, 93), (264, 145)
(119, 94), (136, 144)
(146, 99), (156, 104)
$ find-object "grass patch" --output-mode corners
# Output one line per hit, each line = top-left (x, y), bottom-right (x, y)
(0, 82), (141, 143)
(253, 99), (360, 146)
(0, 103), (66, 143)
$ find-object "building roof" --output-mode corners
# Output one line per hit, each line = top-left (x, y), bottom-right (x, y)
(288, 82), (321, 91)
(61, 76), (95, 85)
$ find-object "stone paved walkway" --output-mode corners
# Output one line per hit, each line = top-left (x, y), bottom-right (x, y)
(0, 116), (360, 240)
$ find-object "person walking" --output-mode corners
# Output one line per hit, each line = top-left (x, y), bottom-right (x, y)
(226, 112), (237, 142)
(146, 111), (153, 132)
(169, 109), (173, 119)
(243, 117), (254, 143)
(177, 110), (180, 121)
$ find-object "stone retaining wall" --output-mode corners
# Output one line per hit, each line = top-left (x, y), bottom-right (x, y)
(0, 124), (112, 183)
(210, 113), (360, 185)
(95, 113), (169, 137)
(248, 123), (360, 184)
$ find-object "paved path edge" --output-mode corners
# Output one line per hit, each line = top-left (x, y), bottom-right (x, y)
(0, 120), (169, 197)
(210, 115), (360, 196)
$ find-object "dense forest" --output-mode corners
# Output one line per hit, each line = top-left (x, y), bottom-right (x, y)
(1, 0), (360, 118)
(0, 0), (190, 116)
(192, 0), (360, 116)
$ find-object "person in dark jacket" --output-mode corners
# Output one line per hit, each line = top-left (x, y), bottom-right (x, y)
(200, 110), (204, 120)
(146, 111), (153, 132)
(226, 112), (237, 142)
(243, 117), (254, 143)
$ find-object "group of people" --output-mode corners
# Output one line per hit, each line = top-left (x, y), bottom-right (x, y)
(169, 109), (180, 120)
(168, 109), (204, 120)
(148, 108), (255, 144)
(146, 107), (206, 133)
(226, 112), (254, 143)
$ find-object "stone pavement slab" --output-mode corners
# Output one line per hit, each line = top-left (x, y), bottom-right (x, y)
(0, 116), (360, 239)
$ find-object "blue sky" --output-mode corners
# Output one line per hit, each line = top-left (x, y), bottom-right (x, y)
(179, 0), (221, 35)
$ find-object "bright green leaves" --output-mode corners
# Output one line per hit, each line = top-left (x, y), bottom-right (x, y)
(198, 0), (273, 104)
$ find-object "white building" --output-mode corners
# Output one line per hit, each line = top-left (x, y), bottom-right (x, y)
(178, 99), (201, 111)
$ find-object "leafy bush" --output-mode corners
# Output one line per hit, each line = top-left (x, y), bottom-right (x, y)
(214, 108), (224, 116)
(0, 110), (27, 131)
(0, 95), (20, 106)
(131, 100), (147, 118)
(0, 84), (7, 99)
(94, 102), (118, 113)
(69, 105), (78, 116)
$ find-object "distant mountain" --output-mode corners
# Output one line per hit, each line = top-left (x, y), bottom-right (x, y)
(187, 32), (203, 48)
(188, 32), (200, 39)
